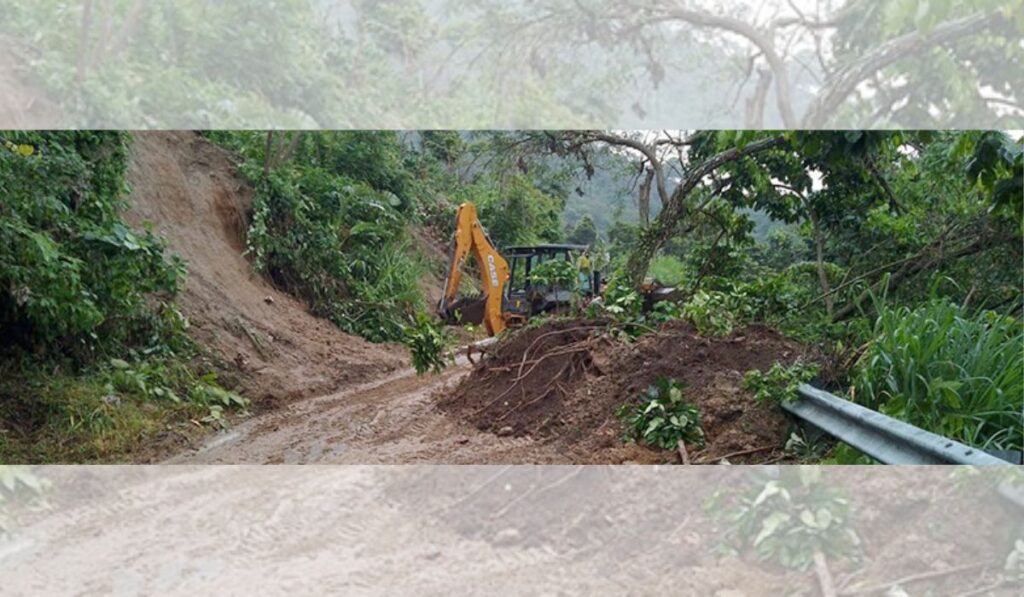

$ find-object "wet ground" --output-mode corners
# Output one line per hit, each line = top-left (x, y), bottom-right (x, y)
(168, 356), (566, 464)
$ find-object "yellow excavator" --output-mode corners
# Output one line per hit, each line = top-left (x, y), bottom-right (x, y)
(437, 202), (601, 336)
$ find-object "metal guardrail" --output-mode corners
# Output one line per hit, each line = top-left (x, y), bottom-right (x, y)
(783, 384), (1010, 465)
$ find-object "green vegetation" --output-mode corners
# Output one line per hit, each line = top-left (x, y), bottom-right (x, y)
(5, 3), (1018, 132)
(2, 128), (1020, 463)
(852, 298), (1022, 451)
(743, 361), (822, 404)
(647, 255), (688, 286)
(0, 132), (246, 462)
(575, 129), (1021, 458)
(712, 468), (861, 571)
(404, 312), (453, 375)
(617, 378), (705, 451)
(681, 290), (742, 336)
(207, 130), (571, 342)
(209, 131), (420, 342)
(1, 132), (179, 354)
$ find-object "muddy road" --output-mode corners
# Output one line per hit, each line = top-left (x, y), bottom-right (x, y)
(168, 356), (564, 464)
(170, 318), (808, 465)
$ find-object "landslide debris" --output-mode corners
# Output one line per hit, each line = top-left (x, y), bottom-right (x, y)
(439, 318), (811, 463)
(124, 131), (404, 409)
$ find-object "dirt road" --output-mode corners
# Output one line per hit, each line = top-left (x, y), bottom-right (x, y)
(168, 356), (565, 464)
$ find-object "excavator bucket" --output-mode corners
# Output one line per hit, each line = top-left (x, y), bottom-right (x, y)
(441, 296), (487, 326)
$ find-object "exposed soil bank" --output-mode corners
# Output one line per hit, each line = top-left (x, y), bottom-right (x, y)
(125, 132), (405, 411)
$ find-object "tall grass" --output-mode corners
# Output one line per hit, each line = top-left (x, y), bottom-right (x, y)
(852, 299), (1023, 451)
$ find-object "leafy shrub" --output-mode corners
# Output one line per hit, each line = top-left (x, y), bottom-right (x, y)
(646, 299), (684, 323)
(783, 430), (830, 462)
(208, 131), (428, 343)
(0, 132), (251, 462)
(0, 131), (185, 359)
(617, 378), (705, 451)
(711, 468), (861, 570)
(593, 276), (644, 320)
(742, 361), (820, 403)
(192, 379), (250, 431)
(246, 165), (423, 342)
(740, 272), (809, 323)
(682, 290), (740, 336)
(528, 259), (578, 289)
(852, 299), (1023, 451)
(404, 312), (453, 375)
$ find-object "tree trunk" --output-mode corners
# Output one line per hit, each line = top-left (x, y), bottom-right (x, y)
(624, 226), (663, 287)
(276, 131), (304, 166)
(743, 69), (772, 128)
(263, 131), (275, 178)
(622, 136), (785, 288)
(808, 207), (833, 318)
(638, 168), (654, 226)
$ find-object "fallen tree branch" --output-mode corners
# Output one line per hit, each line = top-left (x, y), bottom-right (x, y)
(840, 562), (988, 595)
(832, 235), (990, 322)
(696, 444), (775, 464)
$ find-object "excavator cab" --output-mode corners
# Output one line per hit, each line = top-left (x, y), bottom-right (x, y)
(504, 244), (601, 318)
(438, 203), (605, 336)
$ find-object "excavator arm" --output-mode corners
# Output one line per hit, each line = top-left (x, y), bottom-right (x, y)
(438, 202), (510, 336)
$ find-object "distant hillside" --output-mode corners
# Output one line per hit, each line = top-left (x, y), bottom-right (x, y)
(562, 148), (641, 233)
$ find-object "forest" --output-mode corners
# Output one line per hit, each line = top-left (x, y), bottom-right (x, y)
(0, 128), (1021, 464)
(1, 1), (1021, 129)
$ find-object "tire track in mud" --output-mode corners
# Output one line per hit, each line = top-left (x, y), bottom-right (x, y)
(167, 355), (557, 464)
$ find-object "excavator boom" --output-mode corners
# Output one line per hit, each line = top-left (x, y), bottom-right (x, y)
(438, 203), (510, 336)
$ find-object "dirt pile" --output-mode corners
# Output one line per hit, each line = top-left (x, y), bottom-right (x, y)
(124, 131), (404, 408)
(440, 319), (810, 463)
(438, 319), (604, 434)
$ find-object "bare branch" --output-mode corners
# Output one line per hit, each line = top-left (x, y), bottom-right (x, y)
(589, 132), (670, 208)
(802, 11), (1003, 127)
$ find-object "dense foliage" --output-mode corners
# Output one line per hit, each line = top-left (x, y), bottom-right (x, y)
(0, 132), (246, 462)
(853, 298), (1022, 451)
(3, 1), (1019, 129)
(0, 132), (184, 358)
(252, 173), (417, 340)
(559, 129), (1021, 456)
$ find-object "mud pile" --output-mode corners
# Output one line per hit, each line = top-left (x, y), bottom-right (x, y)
(440, 319), (811, 463)
(438, 320), (605, 434)
(124, 132), (404, 409)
